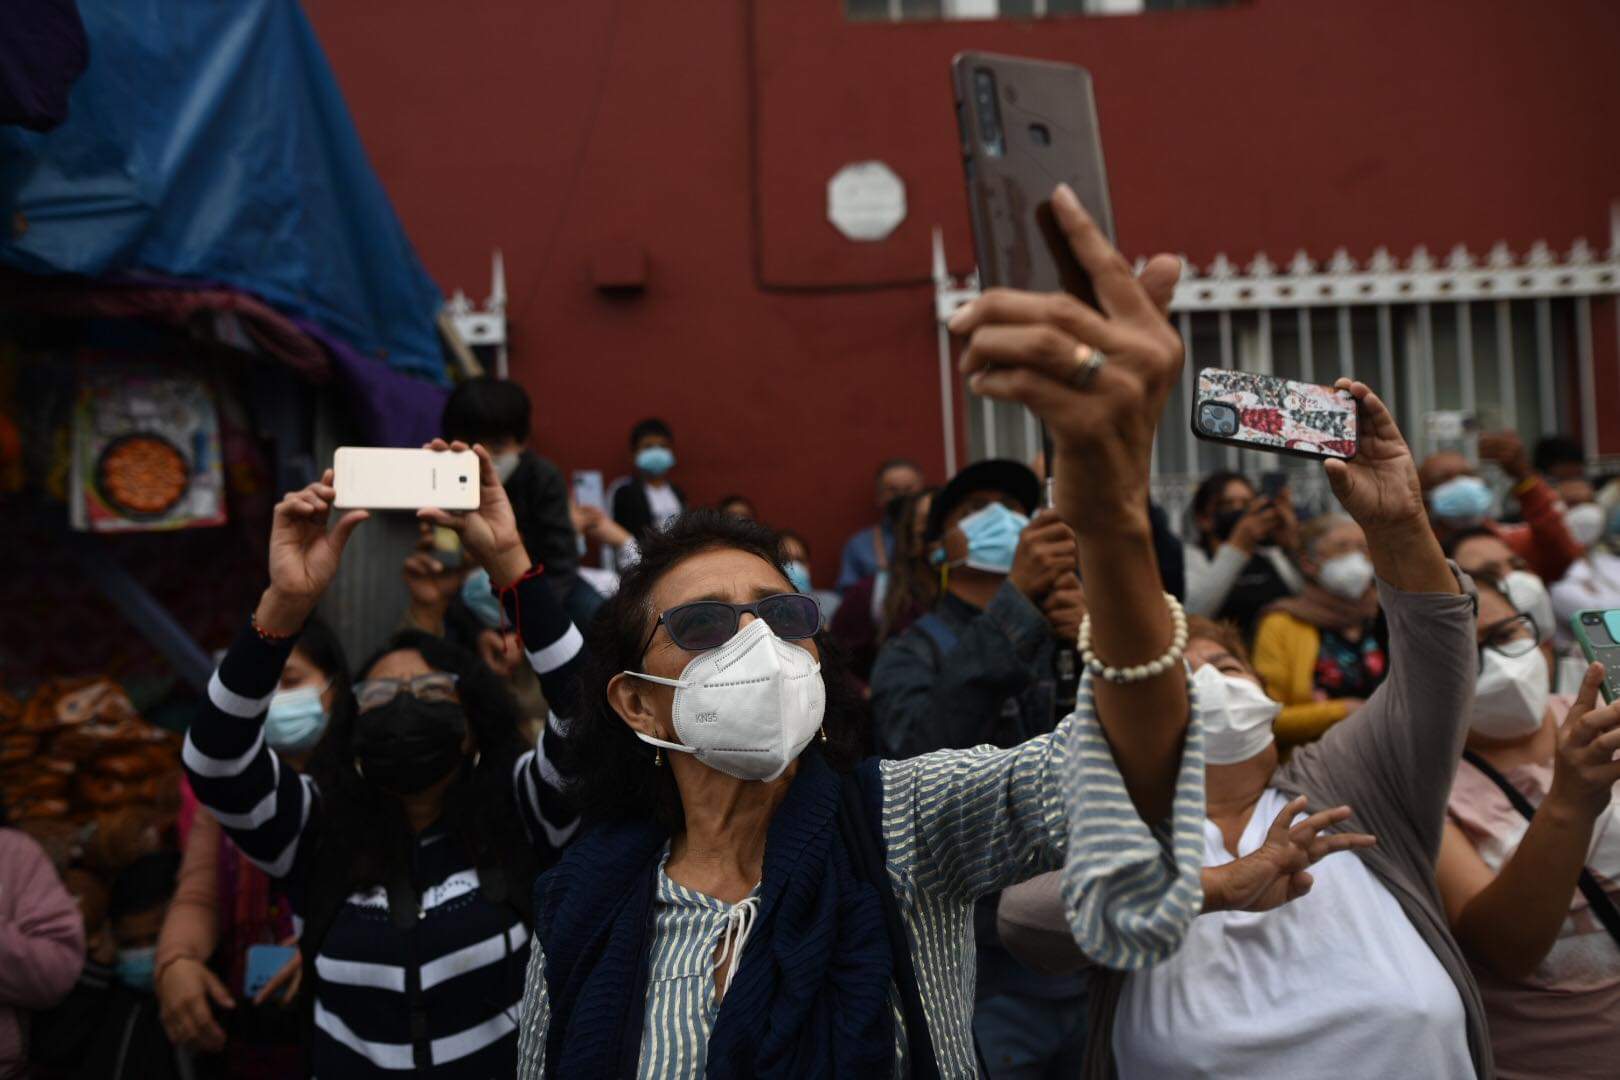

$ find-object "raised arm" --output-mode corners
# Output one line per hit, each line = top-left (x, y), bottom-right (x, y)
(1480, 430), (1583, 582)
(420, 440), (583, 855)
(1437, 664), (1620, 979)
(950, 183), (1190, 821)
(185, 472), (366, 879)
(1276, 382), (1476, 858)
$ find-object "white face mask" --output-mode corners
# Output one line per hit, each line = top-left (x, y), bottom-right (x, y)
(1565, 502), (1606, 548)
(1317, 551), (1375, 601)
(625, 617), (825, 782)
(1502, 569), (1555, 645)
(1472, 645), (1549, 739)
(1192, 662), (1281, 765)
(493, 450), (521, 483)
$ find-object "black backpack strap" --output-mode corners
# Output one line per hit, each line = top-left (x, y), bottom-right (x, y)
(1461, 750), (1620, 952)
(837, 770), (941, 1080)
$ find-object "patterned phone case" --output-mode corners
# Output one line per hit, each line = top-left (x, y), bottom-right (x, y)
(1191, 368), (1358, 460)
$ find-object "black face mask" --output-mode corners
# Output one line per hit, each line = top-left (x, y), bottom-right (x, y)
(1211, 507), (1246, 543)
(354, 697), (468, 796)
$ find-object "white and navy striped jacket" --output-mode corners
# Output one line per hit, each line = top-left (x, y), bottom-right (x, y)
(184, 573), (583, 1077)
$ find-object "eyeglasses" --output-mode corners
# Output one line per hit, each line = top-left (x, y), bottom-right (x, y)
(1479, 612), (1539, 662)
(641, 593), (821, 657)
(352, 673), (460, 713)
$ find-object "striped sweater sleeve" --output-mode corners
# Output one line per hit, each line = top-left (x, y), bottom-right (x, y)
(880, 670), (1207, 971)
(181, 621), (317, 883)
(503, 572), (583, 854)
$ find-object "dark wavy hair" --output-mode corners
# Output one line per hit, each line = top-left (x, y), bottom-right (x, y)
(566, 510), (865, 830)
(305, 630), (535, 901)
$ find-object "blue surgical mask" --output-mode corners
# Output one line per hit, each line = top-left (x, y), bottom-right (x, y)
(1429, 475), (1494, 525)
(953, 502), (1029, 575)
(460, 567), (504, 630)
(117, 946), (157, 991)
(785, 560), (812, 594)
(635, 446), (676, 477)
(265, 684), (329, 753)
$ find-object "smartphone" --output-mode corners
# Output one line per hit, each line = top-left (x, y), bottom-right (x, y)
(1259, 470), (1290, 501)
(332, 447), (481, 511)
(1571, 609), (1620, 703)
(243, 944), (297, 999)
(572, 469), (605, 512)
(951, 53), (1114, 308)
(1190, 369), (1359, 461)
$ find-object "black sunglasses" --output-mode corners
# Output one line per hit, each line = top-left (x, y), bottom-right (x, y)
(641, 593), (821, 657)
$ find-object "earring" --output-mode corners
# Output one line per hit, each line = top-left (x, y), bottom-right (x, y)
(819, 726), (828, 744)
(353, 758), (364, 778)
(654, 747), (663, 767)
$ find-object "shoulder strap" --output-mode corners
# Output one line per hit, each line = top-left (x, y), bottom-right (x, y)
(1461, 750), (1620, 952)
(837, 769), (940, 1080)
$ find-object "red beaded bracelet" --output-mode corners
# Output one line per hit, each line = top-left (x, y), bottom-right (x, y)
(250, 610), (300, 644)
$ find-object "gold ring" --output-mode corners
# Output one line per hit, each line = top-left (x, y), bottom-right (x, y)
(1068, 345), (1106, 390)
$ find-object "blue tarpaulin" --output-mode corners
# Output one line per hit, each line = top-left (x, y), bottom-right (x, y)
(0, 0), (447, 386)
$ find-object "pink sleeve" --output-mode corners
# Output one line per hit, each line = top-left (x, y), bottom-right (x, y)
(0, 831), (85, 1009)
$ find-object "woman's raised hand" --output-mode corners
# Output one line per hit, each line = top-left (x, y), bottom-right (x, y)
(1322, 379), (1426, 535)
(1547, 663), (1620, 823)
(259, 471), (368, 632)
(1203, 797), (1377, 914)
(416, 440), (532, 588)
(948, 183), (1184, 534)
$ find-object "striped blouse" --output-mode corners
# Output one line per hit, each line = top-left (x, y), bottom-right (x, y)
(515, 672), (1210, 1078)
(184, 573), (585, 1078)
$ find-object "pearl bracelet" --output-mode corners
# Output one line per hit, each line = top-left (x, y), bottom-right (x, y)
(1077, 591), (1188, 685)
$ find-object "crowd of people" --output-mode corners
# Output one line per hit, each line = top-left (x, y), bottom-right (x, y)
(1, 185), (1618, 1079)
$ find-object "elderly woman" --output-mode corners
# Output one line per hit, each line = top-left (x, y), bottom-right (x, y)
(1436, 579), (1620, 1079)
(513, 187), (1223, 1077)
(998, 381), (1494, 1080)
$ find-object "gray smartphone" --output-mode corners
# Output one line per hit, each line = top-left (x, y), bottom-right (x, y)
(951, 52), (1115, 309)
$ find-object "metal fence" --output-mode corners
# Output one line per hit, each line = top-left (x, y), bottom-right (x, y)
(934, 213), (1620, 537)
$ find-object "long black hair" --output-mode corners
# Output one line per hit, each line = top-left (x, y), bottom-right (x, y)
(565, 510), (865, 831)
(305, 630), (533, 902)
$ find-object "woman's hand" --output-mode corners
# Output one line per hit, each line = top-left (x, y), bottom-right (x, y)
(258, 472), (368, 634)
(416, 440), (531, 588)
(1324, 379), (1456, 594)
(251, 941), (303, 1009)
(1322, 380), (1426, 533)
(949, 183), (1183, 537)
(156, 956), (234, 1053)
(1547, 663), (1620, 822)
(1202, 797), (1377, 913)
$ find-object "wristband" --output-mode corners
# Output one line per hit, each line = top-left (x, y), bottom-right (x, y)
(1079, 592), (1189, 684)
(495, 564), (546, 633)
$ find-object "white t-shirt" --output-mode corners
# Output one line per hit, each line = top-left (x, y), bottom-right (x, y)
(645, 482), (683, 527)
(1114, 787), (1473, 1080)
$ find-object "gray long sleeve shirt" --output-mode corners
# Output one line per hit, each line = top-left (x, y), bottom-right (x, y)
(998, 567), (1494, 1079)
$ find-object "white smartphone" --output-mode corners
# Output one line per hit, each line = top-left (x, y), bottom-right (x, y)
(332, 447), (481, 511)
(572, 469), (605, 512)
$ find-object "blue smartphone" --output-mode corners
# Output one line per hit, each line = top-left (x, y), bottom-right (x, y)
(244, 944), (297, 999)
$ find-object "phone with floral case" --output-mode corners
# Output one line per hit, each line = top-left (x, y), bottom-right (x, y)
(1190, 368), (1358, 461)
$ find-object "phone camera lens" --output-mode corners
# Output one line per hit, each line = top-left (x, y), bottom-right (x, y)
(460, 475), (468, 483)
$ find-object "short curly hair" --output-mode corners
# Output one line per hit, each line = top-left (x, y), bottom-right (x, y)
(563, 510), (866, 830)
